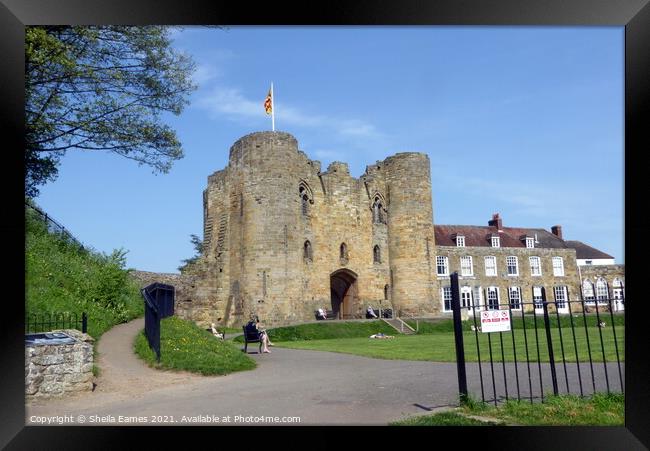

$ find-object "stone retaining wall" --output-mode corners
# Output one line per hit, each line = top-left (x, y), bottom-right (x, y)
(25, 329), (94, 398)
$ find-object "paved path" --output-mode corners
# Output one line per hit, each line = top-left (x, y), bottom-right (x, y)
(26, 319), (624, 426)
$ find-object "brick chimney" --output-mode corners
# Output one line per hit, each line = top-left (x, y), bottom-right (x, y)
(488, 213), (503, 231)
(551, 225), (563, 239)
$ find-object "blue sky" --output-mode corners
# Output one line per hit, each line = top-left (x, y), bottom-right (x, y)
(34, 26), (624, 273)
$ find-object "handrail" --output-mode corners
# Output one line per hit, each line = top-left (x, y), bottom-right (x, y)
(397, 313), (419, 333)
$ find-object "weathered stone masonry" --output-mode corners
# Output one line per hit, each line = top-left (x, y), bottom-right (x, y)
(185, 131), (437, 327)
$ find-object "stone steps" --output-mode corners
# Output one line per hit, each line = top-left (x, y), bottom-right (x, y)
(382, 318), (416, 335)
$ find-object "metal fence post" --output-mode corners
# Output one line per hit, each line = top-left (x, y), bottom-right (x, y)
(541, 287), (559, 396)
(82, 312), (88, 334)
(450, 272), (468, 403)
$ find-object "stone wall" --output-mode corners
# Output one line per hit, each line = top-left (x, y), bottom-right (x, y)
(25, 330), (94, 398)
(128, 269), (217, 326)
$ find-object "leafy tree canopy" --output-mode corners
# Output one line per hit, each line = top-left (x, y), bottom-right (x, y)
(25, 26), (197, 197)
(178, 234), (204, 272)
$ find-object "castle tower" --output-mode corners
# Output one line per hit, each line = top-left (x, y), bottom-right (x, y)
(383, 152), (436, 316)
(199, 132), (436, 326)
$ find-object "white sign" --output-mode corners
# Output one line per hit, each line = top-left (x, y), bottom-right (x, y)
(480, 310), (511, 333)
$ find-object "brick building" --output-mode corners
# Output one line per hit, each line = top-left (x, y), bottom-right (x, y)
(171, 131), (623, 327)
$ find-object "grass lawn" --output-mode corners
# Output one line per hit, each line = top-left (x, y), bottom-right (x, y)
(274, 321), (624, 363)
(134, 316), (256, 375)
(391, 393), (624, 426)
(393, 411), (498, 426)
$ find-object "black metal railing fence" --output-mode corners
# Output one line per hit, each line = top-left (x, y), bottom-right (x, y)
(450, 272), (624, 406)
(26, 201), (85, 250)
(26, 311), (88, 334)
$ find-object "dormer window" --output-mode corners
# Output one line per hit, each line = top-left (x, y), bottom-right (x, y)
(491, 236), (500, 248)
(525, 237), (535, 248)
(456, 235), (465, 247)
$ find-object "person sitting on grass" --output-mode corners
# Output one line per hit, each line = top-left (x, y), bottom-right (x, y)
(210, 323), (224, 340)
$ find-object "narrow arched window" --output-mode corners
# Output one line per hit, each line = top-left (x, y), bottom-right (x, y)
(373, 245), (381, 263)
(372, 197), (385, 224)
(596, 277), (608, 302)
(384, 284), (390, 300)
(340, 243), (348, 260)
(299, 184), (313, 217)
(303, 240), (312, 262)
(582, 279), (595, 303)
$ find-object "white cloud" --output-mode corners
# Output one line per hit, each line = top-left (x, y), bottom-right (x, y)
(194, 85), (383, 142)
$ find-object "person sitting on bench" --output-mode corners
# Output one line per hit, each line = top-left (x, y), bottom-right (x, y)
(317, 308), (327, 320)
(366, 306), (378, 319)
(250, 316), (274, 353)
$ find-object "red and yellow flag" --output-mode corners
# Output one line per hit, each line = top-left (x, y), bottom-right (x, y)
(264, 87), (272, 115)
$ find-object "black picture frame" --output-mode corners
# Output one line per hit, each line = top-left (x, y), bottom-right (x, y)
(2, 0), (647, 448)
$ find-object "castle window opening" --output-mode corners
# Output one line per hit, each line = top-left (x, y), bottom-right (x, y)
(303, 240), (313, 262)
(299, 184), (313, 217)
(340, 243), (348, 260)
(384, 284), (390, 300)
(372, 197), (386, 224)
(373, 245), (381, 264)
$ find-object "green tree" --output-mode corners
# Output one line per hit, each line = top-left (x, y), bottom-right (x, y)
(178, 234), (204, 272)
(25, 26), (197, 197)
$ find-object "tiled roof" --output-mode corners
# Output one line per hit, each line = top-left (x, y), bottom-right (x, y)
(564, 240), (614, 259)
(434, 225), (568, 249)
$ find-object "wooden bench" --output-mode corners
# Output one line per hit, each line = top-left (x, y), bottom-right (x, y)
(242, 324), (263, 353)
(314, 309), (337, 320)
(366, 308), (393, 319)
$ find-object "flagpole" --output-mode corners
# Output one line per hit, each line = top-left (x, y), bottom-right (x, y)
(271, 82), (275, 132)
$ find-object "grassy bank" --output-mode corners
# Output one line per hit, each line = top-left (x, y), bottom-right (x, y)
(391, 393), (624, 426)
(25, 202), (143, 341)
(232, 320), (397, 343)
(135, 316), (256, 375)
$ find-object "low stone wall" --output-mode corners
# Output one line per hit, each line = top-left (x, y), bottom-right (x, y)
(25, 329), (94, 398)
(128, 270), (198, 322)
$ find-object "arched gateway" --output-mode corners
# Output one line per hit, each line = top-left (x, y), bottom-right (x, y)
(330, 269), (358, 319)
